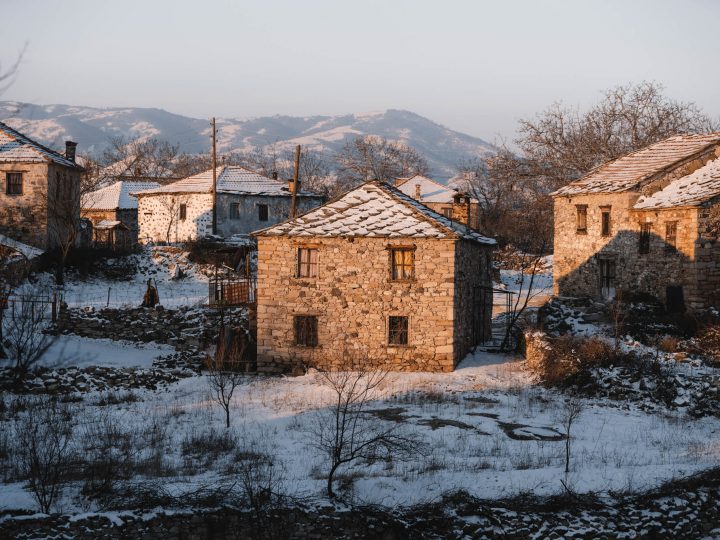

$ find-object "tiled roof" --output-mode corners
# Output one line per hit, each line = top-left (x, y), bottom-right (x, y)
(82, 180), (161, 210)
(552, 133), (720, 197)
(0, 120), (83, 169)
(395, 175), (461, 203)
(634, 158), (720, 210)
(132, 166), (319, 197)
(254, 180), (496, 245)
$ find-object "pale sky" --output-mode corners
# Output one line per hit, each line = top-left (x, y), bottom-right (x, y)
(2, 0), (719, 142)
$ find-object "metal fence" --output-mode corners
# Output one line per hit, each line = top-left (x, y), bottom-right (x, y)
(208, 277), (257, 306)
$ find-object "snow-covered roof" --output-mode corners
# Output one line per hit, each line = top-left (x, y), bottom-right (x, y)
(634, 158), (720, 210)
(552, 133), (720, 197)
(254, 180), (496, 245)
(0, 233), (44, 260)
(94, 220), (126, 230)
(132, 166), (319, 197)
(395, 174), (474, 204)
(83, 180), (161, 210)
(0, 120), (83, 170)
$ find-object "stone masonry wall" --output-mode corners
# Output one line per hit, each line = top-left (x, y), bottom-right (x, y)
(216, 194), (324, 237)
(453, 239), (494, 363)
(554, 191), (702, 307)
(137, 193), (213, 243)
(0, 162), (49, 248)
(255, 236), (459, 373)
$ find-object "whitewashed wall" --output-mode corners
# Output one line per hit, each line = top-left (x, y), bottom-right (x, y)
(137, 193), (213, 243)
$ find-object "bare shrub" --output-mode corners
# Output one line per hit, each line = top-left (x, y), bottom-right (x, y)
(13, 397), (75, 513)
(310, 368), (425, 498)
(182, 427), (238, 465)
(78, 411), (137, 501)
(2, 295), (55, 382)
(232, 445), (286, 519)
(560, 399), (584, 474)
(206, 328), (249, 428)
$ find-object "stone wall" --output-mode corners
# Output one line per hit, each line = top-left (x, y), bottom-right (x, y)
(453, 239), (494, 363)
(553, 190), (708, 308)
(0, 162), (50, 248)
(216, 194), (324, 237)
(137, 193), (213, 243)
(256, 236), (463, 373)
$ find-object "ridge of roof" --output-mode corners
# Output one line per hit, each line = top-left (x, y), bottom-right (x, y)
(552, 133), (720, 197)
(633, 157), (720, 210)
(0, 120), (84, 170)
(253, 179), (496, 245)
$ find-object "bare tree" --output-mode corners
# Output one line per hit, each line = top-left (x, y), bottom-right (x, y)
(2, 293), (55, 383)
(14, 397), (75, 513)
(336, 135), (429, 188)
(0, 44), (26, 95)
(206, 327), (249, 428)
(561, 399), (584, 474)
(101, 136), (181, 179)
(310, 368), (424, 498)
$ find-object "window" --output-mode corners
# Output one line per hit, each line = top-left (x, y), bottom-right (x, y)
(294, 315), (318, 346)
(442, 208), (453, 219)
(6, 172), (22, 195)
(258, 204), (269, 222)
(639, 223), (652, 254)
(600, 207), (611, 237)
(179, 203), (187, 221)
(665, 221), (677, 251)
(390, 248), (414, 280)
(388, 316), (409, 346)
(576, 205), (587, 233)
(229, 203), (240, 220)
(297, 247), (318, 278)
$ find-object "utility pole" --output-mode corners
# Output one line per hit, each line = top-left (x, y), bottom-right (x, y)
(290, 144), (301, 218)
(211, 117), (217, 235)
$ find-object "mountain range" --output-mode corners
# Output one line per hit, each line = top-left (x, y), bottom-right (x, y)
(0, 101), (496, 179)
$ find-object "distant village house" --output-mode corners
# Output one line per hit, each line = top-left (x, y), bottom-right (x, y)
(133, 166), (325, 243)
(82, 180), (161, 248)
(395, 174), (480, 228)
(253, 180), (496, 373)
(0, 120), (83, 251)
(552, 133), (720, 312)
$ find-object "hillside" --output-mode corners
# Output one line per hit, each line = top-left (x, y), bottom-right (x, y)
(0, 102), (496, 179)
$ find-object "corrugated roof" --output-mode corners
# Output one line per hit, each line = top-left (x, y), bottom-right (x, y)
(132, 165), (319, 197)
(254, 180), (496, 245)
(0, 120), (84, 169)
(634, 158), (720, 210)
(82, 180), (161, 210)
(552, 133), (720, 197)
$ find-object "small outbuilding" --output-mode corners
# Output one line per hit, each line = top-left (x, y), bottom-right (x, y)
(252, 180), (496, 373)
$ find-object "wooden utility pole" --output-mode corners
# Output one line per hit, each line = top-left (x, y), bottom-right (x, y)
(290, 144), (301, 218)
(211, 117), (217, 235)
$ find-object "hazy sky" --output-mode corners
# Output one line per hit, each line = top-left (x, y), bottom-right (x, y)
(3, 0), (719, 142)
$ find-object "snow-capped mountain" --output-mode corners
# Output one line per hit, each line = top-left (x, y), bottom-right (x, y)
(0, 102), (496, 179)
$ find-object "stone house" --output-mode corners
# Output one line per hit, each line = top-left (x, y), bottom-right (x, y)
(133, 166), (324, 243)
(552, 133), (720, 311)
(82, 180), (160, 246)
(395, 174), (480, 228)
(0, 120), (84, 250)
(252, 180), (496, 373)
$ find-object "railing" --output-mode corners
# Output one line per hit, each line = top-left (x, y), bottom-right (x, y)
(208, 277), (257, 306)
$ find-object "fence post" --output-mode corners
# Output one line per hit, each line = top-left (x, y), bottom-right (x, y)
(107, 287), (111, 307)
(52, 293), (57, 323)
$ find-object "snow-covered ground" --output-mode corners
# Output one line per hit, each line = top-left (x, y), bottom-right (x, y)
(39, 335), (175, 369)
(2, 349), (719, 513)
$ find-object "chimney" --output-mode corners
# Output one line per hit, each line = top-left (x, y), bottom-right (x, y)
(451, 192), (471, 227)
(272, 171), (278, 180)
(65, 141), (77, 163)
(414, 184), (421, 199)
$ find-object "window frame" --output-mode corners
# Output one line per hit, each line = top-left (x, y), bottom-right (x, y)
(389, 246), (415, 281)
(296, 247), (319, 278)
(294, 315), (318, 347)
(388, 315), (409, 346)
(575, 204), (588, 234)
(442, 207), (453, 219)
(600, 206), (611, 237)
(665, 221), (678, 252)
(258, 204), (269, 222)
(6, 172), (23, 195)
(639, 222), (652, 254)
(179, 203), (187, 221)
(229, 202), (241, 220)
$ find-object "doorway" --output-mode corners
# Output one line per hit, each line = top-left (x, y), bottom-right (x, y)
(599, 259), (616, 300)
